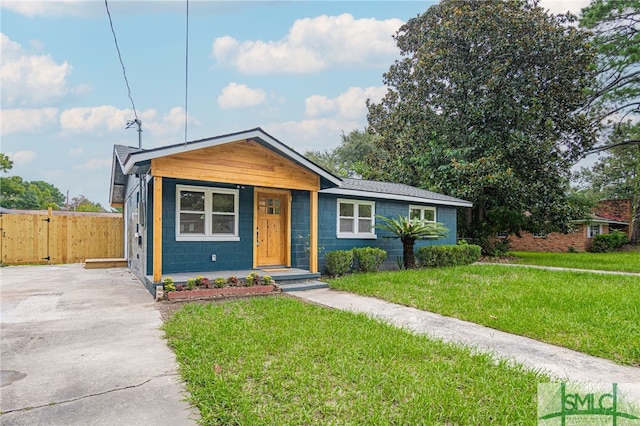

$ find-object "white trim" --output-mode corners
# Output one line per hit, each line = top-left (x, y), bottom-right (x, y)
(175, 184), (239, 242)
(409, 205), (436, 222)
(123, 128), (342, 186)
(337, 198), (377, 239)
(587, 224), (602, 239)
(321, 187), (473, 207)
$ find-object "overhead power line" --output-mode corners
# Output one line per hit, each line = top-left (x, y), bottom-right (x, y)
(104, 0), (140, 126)
(184, 0), (190, 145)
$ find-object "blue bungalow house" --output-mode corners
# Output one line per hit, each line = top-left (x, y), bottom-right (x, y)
(109, 128), (472, 294)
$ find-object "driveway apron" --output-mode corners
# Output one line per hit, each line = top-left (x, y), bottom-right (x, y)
(0, 264), (198, 426)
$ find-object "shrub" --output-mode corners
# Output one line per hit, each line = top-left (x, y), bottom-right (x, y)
(263, 275), (273, 285)
(416, 244), (482, 268)
(325, 250), (354, 276)
(163, 276), (176, 292)
(186, 278), (197, 290)
(227, 276), (239, 287)
(214, 277), (225, 288)
(476, 236), (510, 256)
(245, 272), (261, 286)
(591, 230), (629, 253)
(352, 247), (387, 273)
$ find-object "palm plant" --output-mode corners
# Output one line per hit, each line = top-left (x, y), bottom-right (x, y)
(376, 215), (448, 269)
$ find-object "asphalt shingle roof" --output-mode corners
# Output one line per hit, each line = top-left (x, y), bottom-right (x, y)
(339, 178), (470, 205)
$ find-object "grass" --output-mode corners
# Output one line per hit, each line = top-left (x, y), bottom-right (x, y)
(328, 265), (640, 365)
(164, 297), (547, 425)
(510, 250), (640, 273)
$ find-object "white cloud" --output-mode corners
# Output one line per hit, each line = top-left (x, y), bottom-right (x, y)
(217, 83), (267, 109)
(264, 118), (362, 153)
(0, 33), (76, 107)
(538, 0), (591, 15)
(143, 106), (202, 144)
(59, 105), (133, 133)
(305, 86), (387, 120)
(212, 13), (403, 74)
(58, 105), (200, 146)
(6, 150), (36, 165)
(74, 158), (111, 170)
(0, 108), (59, 135)
(69, 147), (84, 155)
(0, 1), (114, 17)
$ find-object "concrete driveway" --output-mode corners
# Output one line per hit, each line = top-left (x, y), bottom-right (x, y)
(0, 264), (198, 425)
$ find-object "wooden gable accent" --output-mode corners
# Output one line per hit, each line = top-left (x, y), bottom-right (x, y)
(151, 139), (320, 191)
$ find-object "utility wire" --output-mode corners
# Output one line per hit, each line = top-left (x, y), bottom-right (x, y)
(104, 0), (140, 124)
(184, 0), (190, 145)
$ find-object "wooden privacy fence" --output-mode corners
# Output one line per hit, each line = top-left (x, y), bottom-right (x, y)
(0, 208), (124, 265)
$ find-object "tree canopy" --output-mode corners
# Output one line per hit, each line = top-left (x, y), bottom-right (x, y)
(0, 153), (13, 172)
(305, 129), (379, 178)
(580, 0), (639, 152)
(0, 176), (66, 210)
(365, 0), (598, 247)
(578, 0), (640, 243)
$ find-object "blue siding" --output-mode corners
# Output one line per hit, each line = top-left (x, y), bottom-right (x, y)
(316, 194), (458, 273)
(148, 178), (255, 275)
(291, 191), (311, 270)
(145, 178), (460, 276)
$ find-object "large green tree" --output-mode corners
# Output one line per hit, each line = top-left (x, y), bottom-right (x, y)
(575, 123), (640, 242)
(580, 0), (639, 151)
(305, 129), (379, 178)
(365, 0), (597, 247)
(0, 177), (66, 210)
(579, 0), (640, 243)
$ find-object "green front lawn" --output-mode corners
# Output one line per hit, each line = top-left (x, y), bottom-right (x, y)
(164, 297), (547, 425)
(329, 265), (640, 365)
(510, 250), (640, 273)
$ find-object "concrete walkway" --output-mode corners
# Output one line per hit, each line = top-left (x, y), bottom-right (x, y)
(292, 287), (640, 401)
(0, 264), (199, 426)
(479, 262), (640, 277)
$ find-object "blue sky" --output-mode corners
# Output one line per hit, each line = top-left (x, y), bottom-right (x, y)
(1, 0), (590, 209)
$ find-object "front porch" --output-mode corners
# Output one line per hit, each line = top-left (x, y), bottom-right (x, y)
(145, 267), (327, 294)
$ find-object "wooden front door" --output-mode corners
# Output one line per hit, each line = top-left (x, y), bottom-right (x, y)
(256, 190), (289, 267)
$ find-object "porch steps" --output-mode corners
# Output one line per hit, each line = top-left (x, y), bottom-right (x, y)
(84, 258), (128, 269)
(279, 280), (329, 292)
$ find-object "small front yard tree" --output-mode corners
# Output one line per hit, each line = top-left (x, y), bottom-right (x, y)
(376, 215), (448, 269)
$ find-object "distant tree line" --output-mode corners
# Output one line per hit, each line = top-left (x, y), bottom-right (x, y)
(0, 153), (109, 212)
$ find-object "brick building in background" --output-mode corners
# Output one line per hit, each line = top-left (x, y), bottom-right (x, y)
(506, 199), (632, 252)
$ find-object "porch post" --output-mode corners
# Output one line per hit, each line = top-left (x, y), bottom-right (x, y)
(153, 176), (163, 282)
(309, 190), (318, 273)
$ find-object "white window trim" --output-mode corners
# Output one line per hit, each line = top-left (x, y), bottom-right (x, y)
(337, 198), (377, 239)
(176, 184), (240, 242)
(409, 205), (437, 223)
(587, 224), (602, 239)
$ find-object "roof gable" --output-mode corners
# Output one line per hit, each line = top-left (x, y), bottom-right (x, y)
(109, 128), (473, 208)
(119, 127), (341, 186)
(151, 139), (321, 191)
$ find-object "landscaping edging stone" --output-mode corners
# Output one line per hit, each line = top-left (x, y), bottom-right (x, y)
(166, 284), (279, 300)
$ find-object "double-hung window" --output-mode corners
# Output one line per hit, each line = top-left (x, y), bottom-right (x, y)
(337, 199), (376, 239)
(587, 224), (601, 238)
(409, 205), (436, 223)
(176, 185), (239, 241)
